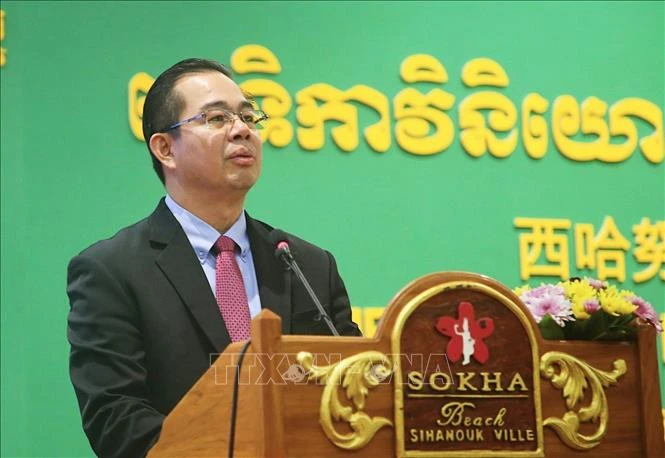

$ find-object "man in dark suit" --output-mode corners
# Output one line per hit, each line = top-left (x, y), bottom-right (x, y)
(66, 58), (361, 458)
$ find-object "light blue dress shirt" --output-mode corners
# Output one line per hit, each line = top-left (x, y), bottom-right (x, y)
(165, 195), (262, 318)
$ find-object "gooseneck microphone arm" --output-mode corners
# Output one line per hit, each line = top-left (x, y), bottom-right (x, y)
(271, 231), (340, 337)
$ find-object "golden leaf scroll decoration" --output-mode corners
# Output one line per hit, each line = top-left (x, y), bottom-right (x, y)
(540, 351), (627, 450)
(297, 350), (393, 450)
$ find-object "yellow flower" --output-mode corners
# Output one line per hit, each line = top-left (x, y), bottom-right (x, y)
(619, 289), (638, 301)
(599, 285), (637, 316)
(570, 298), (590, 319)
(560, 279), (597, 319)
(513, 285), (531, 296)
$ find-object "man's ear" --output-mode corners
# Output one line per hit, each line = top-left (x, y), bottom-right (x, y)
(149, 133), (176, 171)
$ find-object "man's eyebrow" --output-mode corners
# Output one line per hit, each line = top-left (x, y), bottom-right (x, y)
(241, 90), (257, 106)
(200, 99), (254, 111)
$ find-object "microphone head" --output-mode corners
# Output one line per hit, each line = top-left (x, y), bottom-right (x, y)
(271, 229), (292, 259)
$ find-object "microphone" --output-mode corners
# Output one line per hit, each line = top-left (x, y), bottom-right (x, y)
(270, 230), (340, 337)
(274, 240), (294, 266)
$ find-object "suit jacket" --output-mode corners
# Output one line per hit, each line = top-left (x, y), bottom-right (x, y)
(67, 199), (360, 457)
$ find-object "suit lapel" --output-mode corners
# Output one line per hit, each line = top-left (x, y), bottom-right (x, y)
(246, 214), (292, 334)
(149, 199), (231, 351)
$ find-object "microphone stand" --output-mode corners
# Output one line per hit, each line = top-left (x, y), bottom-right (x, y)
(276, 246), (340, 337)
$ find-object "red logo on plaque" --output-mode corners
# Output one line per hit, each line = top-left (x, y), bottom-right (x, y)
(435, 301), (495, 365)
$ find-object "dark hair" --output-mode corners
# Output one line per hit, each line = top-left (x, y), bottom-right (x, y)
(142, 58), (233, 184)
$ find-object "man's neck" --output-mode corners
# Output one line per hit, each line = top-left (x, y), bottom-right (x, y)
(167, 188), (246, 234)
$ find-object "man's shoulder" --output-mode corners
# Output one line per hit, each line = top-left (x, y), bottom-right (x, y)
(74, 215), (153, 263)
(285, 231), (328, 256)
(247, 215), (331, 259)
(73, 199), (174, 263)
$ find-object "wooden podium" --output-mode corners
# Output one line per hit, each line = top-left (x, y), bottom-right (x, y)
(148, 272), (664, 457)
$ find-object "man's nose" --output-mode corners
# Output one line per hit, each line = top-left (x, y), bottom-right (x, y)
(228, 115), (252, 140)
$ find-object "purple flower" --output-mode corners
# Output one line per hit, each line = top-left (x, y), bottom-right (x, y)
(627, 296), (662, 332)
(583, 299), (601, 314)
(520, 284), (575, 327)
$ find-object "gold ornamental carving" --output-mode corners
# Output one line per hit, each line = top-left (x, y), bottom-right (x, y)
(540, 351), (627, 450)
(297, 350), (393, 450)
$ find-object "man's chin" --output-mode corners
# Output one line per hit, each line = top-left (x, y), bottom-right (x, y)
(227, 172), (260, 192)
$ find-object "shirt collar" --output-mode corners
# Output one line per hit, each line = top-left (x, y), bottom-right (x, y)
(165, 194), (250, 263)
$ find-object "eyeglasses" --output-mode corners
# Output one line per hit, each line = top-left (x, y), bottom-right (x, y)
(163, 108), (269, 132)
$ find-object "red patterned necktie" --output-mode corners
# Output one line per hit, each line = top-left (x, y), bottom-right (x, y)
(215, 235), (251, 342)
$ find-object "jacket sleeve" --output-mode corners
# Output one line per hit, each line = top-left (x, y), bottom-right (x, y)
(67, 254), (163, 458)
(325, 250), (363, 337)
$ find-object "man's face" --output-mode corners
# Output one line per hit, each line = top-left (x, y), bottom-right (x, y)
(166, 71), (262, 197)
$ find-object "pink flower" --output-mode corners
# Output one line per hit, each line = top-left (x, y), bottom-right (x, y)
(627, 296), (662, 332)
(583, 299), (601, 314)
(520, 285), (575, 327)
(526, 284), (565, 299)
(586, 278), (608, 290)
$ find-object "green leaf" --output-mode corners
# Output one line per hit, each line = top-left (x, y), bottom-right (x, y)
(565, 319), (589, 340)
(615, 314), (635, 327)
(584, 310), (611, 340)
(596, 324), (636, 341)
(539, 316), (566, 340)
(587, 312), (637, 341)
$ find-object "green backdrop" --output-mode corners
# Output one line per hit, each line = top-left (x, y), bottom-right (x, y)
(1, 1), (663, 456)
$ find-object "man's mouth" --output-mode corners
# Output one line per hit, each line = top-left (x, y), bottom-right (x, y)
(228, 148), (255, 165)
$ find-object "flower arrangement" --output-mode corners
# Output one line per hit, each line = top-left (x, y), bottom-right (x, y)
(515, 277), (662, 340)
